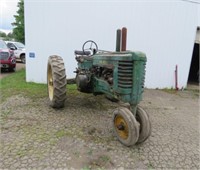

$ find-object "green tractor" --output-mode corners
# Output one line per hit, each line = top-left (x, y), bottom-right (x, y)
(47, 28), (151, 146)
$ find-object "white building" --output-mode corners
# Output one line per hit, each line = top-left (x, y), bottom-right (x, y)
(24, 0), (200, 89)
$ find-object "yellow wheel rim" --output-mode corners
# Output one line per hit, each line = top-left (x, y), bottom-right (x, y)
(114, 115), (129, 139)
(48, 65), (54, 101)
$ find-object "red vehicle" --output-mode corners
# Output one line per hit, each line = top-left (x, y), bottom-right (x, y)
(0, 40), (16, 72)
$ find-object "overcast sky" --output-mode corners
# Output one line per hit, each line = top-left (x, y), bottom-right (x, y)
(0, 0), (19, 34)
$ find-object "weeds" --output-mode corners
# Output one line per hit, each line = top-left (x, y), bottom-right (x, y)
(55, 129), (73, 138)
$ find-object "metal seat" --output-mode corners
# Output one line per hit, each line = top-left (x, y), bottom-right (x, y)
(74, 50), (91, 56)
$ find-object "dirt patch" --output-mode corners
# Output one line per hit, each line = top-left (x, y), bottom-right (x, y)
(0, 88), (199, 169)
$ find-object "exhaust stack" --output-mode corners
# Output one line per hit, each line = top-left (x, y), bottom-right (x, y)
(116, 29), (121, 52)
(115, 27), (127, 52)
(121, 27), (127, 51)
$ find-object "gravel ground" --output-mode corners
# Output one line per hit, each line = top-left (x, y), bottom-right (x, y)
(0, 87), (199, 169)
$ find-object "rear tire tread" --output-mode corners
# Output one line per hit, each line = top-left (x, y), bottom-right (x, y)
(47, 55), (67, 108)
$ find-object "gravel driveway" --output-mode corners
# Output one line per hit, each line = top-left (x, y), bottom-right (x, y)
(0, 87), (199, 169)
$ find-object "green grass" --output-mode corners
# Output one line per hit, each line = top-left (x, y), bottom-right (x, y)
(55, 129), (73, 138)
(67, 83), (79, 95)
(0, 68), (77, 103)
(161, 88), (178, 94)
(0, 69), (47, 102)
(161, 86), (199, 97)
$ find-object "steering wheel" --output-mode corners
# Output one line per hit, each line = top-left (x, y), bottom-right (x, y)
(82, 40), (98, 56)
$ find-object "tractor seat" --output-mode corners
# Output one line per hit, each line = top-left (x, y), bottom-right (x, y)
(74, 50), (91, 56)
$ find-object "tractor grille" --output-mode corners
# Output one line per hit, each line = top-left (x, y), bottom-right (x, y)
(0, 52), (9, 60)
(118, 61), (133, 88)
(141, 63), (146, 90)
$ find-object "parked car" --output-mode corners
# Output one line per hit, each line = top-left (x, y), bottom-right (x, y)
(0, 40), (16, 72)
(6, 41), (26, 63)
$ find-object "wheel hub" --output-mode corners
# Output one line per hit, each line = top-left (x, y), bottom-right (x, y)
(117, 124), (125, 130)
(114, 115), (129, 139)
(48, 67), (54, 101)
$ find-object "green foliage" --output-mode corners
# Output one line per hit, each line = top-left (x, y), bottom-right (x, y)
(0, 31), (14, 41)
(12, 0), (25, 43)
(0, 31), (7, 38)
(7, 32), (14, 40)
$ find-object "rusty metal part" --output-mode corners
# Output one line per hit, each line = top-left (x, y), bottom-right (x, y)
(116, 29), (121, 52)
(121, 27), (127, 51)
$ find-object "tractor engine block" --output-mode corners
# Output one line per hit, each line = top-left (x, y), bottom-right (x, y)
(76, 69), (92, 93)
(92, 66), (113, 85)
(75, 65), (114, 93)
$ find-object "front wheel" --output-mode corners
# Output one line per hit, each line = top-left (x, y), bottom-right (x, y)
(47, 55), (67, 108)
(136, 106), (151, 144)
(113, 107), (139, 146)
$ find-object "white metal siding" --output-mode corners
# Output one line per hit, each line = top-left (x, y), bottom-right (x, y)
(24, 0), (199, 88)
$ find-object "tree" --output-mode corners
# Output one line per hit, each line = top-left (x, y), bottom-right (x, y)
(3, 32), (14, 41)
(12, 0), (25, 43)
(0, 31), (14, 41)
(7, 32), (14, 39)
(0, 31), (7, 38)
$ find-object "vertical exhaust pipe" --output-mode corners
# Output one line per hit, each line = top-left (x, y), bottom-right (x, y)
(121, 27), (127, 51)
(116, 29), (121, 52)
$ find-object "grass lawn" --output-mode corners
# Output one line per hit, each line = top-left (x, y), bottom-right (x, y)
(0, 69), (77, 103)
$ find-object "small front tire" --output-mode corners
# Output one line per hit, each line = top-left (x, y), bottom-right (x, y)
(136, 106), (151, 144)
(113, 107), (139, 146)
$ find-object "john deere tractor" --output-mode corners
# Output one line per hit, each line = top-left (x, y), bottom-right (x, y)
(47, 28), (151, 146)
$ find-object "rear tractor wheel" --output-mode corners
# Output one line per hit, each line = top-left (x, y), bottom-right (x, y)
(47, 55), (67, 108)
